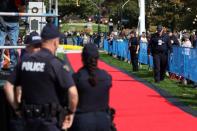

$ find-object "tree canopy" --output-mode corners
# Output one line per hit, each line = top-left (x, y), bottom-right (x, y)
(57, 0), (197, 30)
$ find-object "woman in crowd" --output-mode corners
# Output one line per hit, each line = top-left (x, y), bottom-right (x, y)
(140, 32), (148, 43)
(182, 34), (192, 48)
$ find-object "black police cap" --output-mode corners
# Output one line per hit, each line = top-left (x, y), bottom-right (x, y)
(24, 31), (42, 45)
(41, 23), (61, 40)
(82, 43), (99, 58)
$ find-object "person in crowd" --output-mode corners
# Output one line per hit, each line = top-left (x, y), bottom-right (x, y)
(180, 33), (192, 85)
(128, 31), (139, 71)
(0, 0), (26, 68)
(107, 33), (114, 56)
(3, 23), (78, 131)
(83, 33), (89, 46)
(17, 37), (23, 45)
(192, 31), (197, 48)
(76, 32), (81, 46)
(148, 25), (171, 83)
(168, 31), (180, 46)
(189, 31), (195, 46)
(1, 37), (12, 70)
(63, 31), (68, 45)
(94, 33), (101, 48)
(146, 31), (152, 44)
(182, 33), (192, 48)
(140, 32), (148, 43)
(89, 32), (94, 43)
(69, 43), (112, 131)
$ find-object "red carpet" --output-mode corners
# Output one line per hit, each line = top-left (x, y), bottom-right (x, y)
(66, 53), (197, 131)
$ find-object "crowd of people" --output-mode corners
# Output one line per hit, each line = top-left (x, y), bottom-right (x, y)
(61, 31), (105, 48)
(106, 26), (197, 86)
(108, 28), (197, 49)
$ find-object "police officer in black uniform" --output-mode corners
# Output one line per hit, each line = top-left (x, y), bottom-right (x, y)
(129, 31), (139, 71)
(149, 25), (171, 83)
(4, 23), (78, 131)
(14, 31), (42, 107)
(4, 31), (42, 131)
(69, 43), (112, 131)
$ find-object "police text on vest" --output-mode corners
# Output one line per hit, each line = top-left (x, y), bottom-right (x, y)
(22, 62), (45, 72)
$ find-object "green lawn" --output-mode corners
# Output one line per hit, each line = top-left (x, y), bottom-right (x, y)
(61, 23), (108, 33)
(99, 53), (197, 111)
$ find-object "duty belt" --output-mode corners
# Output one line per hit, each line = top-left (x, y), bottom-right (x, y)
(21, 103), (62, 119)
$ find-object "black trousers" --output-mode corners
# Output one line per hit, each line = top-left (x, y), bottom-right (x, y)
(69, 111), (111, 131)
(10, 117), (60, 131)
(153, 53), (168, 82)
(0, 89), (11, 131)
(9, 117), (25, 131)
(26, 118), (60, 131)
(129, 47), (138, 71)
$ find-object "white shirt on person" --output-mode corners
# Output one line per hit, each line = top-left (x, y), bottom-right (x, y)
(140, 37), (148, 43)
(182, 40), (192, 48)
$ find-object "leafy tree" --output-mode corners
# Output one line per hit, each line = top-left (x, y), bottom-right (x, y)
(57, 0), (139, 28)
(146, 0), (197, 30)
(57, 0), (197, 30)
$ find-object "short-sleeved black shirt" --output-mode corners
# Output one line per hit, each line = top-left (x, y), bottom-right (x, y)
(73, 68), (112, 113)
(8, 48), (75, 104)
(1, 0), (26, 22)
(129, 37), (139, 46)
(149, 33), (171, 54)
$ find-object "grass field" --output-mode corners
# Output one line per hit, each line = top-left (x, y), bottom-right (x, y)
(99, 53), (197, 111)
(61, 23), (108, 33)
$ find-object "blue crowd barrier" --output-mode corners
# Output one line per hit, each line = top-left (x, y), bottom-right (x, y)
(103, 39), (152, 65)
(169, 46), (197, 82)
(103, 39), (197, 82)
(103, 39), (108, 52)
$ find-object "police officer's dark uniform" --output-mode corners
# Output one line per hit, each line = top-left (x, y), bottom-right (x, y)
(7, 24), (76, 131)
(69, 44), (112, 131)
(7, 31), (42, 131)
(129, 31), (139, 71)
(149, 25), (171, 83)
